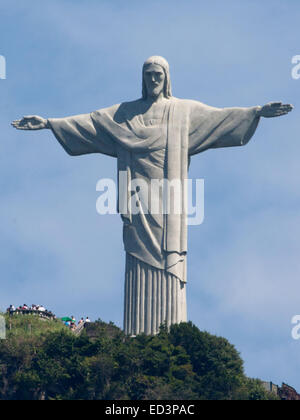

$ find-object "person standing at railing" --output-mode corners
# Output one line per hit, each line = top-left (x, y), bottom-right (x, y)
(78, 318), (84, 326)
(8, 305), (15, 317)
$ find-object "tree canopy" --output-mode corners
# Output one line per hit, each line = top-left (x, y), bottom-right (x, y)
(0, 315), (277, 400)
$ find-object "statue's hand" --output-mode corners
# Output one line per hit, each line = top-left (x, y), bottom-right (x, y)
(259, 102), (293, 118)
(11, 115), (49, 130)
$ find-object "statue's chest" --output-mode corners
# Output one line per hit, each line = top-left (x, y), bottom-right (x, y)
(141, 104), (166, 127)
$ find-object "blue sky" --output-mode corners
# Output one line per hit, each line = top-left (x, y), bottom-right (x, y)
(1, 0), (300, 391)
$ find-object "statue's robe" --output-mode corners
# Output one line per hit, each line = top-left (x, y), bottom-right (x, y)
(48, 97), (260, 335)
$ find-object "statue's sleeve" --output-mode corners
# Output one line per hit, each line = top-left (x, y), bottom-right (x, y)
(188, 101), (261, 156)
(48, 111), (117, 157)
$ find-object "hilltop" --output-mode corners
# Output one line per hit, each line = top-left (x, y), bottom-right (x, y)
(0, 314), (279, 400)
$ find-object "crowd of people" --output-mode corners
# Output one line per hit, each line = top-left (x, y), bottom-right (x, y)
(6, 304), (56, 319)
(6, 304), (92, 332)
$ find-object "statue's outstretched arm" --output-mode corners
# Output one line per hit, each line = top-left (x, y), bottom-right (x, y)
(11, 115), (50, 130)
(258, 102), (293, 118)
(188, 99), (293, 155)
(12, 112), (118, 158)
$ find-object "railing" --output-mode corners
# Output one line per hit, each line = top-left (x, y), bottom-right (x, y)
(8, 309), (55, 320)
(73, 322), (86, 336)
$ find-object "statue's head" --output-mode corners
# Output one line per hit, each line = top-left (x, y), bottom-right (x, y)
(142, 56), (172, 100)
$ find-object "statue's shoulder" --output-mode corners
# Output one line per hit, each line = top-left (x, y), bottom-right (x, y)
(93, 103), (120, 117)
(113, 99), (147, 123)
(119, 99), (145, 113)
(172, 97), (212, 113)
(98, 99), (144, 117)
(93, 99), (214, 122)
(174, 98), (208, 107)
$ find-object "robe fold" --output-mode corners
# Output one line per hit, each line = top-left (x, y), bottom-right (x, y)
(48, 97), (260, 335)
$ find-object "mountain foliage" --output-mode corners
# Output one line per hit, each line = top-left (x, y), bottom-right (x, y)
(0, 314), (278, 400)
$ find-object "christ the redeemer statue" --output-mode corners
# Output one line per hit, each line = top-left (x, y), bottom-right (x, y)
(12, 56), (293, 336)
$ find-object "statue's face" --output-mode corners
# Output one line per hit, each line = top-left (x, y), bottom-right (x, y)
(143, 63), (165, 99)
